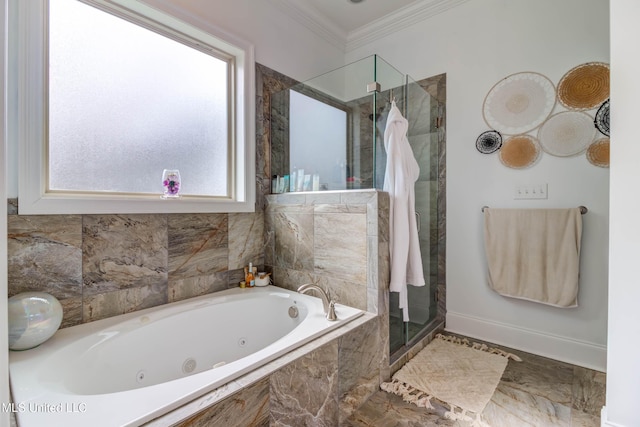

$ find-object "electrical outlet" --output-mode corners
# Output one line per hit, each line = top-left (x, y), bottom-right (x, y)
(514, 184), (548, 200)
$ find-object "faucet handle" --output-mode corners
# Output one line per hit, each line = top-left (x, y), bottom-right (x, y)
(327, 300), (337, 321)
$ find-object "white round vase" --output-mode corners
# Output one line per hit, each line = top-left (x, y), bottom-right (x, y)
(8, 292), (63, 351)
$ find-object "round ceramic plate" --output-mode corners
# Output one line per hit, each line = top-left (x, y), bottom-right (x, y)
(586, 138), (610, 168)
(538, 111), (596, 157)
(595, 99), (610, 136)
(557, 62), (610, 111)
(476, 130), (503, 154)
(483, 72), (556, 135)
(499, 135), (541, 169)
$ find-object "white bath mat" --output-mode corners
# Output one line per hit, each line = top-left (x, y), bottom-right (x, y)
(381, 334), (521, 426)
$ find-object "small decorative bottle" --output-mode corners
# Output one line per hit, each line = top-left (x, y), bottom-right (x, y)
(162, 169), (181, 199)
(246, 263), (255, 287)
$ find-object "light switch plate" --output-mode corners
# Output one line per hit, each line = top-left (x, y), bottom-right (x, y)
(514, 184), (548, 199)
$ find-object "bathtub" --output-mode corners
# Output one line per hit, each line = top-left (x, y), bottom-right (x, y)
(9, 285), (363, 427)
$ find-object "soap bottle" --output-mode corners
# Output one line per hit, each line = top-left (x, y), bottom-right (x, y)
(246, 262), (255, 287)
(290, 167), (297, 192)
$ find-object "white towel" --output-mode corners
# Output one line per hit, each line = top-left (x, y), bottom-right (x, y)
(483, 208), (582, 307)
(384, 101), (425, 321)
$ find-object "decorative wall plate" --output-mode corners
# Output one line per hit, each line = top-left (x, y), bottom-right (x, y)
(499, 135), (541, 169)
(557, 62), (610, 111)
(586, 138), (610, 168)
(538, 111), (596, 157)
(595, 99), (610, 136)
(483, 72), (556, 135)
(476, 130), (502, 154)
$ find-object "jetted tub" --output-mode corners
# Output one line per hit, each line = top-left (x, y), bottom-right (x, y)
(9, 285), (363, 427)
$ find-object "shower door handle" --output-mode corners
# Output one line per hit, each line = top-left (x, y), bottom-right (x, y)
(415, 211), (421, 233)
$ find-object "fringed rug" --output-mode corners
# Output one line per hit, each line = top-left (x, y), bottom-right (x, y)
(381, 334), (521, 427)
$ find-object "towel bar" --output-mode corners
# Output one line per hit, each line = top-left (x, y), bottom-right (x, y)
(481, 206), (588, 214)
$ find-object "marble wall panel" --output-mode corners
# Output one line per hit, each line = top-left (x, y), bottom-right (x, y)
(339, 191), (377, 206)
(406, 83), (433, 137)
(271, 266), (315, 293)
(168, 213), (228, 280)
(266, 190), (388, 316)
(82, 215), (168, 295)
(257, 63), (299, 211)
(272, 210), (314, 271)
(337, 318), (381, 423)
(168, 273), (228, 303)
(271, 266), (366, 310)
(8, 214), (82, 297)
(270, 340), (339, 427)
(228, 212), (264, 269)
(263, 209), (276, 268)
(7, 214), (83, 326)
(315, 274), (367, 311)
(83, 282), (167, 322)
(174, 377), (270, 427)
(314, 212), (367, 283)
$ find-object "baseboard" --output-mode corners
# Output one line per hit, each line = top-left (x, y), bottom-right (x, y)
(446, 311), (607, 372)
(601, 406), (627, 427)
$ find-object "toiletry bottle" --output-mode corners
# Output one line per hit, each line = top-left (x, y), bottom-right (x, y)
(247, 263), (255, 287)
(290, 167), (297, 192)
(296, 168), (305, 192)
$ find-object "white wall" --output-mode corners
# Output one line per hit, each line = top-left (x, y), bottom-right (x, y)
(603, 1), (640, 425)
(347, 0), (610, 371)
(142, 0), (344, 82)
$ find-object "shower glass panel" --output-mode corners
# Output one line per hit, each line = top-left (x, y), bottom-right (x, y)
(270, 55), (439, 357)
(271, 55), (405, 188)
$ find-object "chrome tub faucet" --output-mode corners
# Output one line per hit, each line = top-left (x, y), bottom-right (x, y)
(297, 284), (337, 321)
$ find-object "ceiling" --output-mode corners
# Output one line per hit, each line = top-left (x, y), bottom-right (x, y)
(298, 0), (419, 34)
(268, 0), (469, 51)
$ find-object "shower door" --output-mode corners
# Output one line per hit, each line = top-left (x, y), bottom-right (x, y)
(385, 76), (441, 354)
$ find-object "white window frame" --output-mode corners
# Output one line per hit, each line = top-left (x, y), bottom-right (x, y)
(15, 0), (255, 214)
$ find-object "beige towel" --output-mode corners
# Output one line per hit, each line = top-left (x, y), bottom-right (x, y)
(483, 208), (582, 307)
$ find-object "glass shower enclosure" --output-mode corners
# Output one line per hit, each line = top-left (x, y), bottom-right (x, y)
(270, 54), (441, 357)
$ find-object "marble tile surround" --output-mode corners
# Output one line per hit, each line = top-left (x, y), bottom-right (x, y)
(7, 208), (264, 326)
(264, 190), (389, 316)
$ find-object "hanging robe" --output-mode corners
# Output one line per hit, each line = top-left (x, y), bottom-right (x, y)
(383, 101), (425, 322)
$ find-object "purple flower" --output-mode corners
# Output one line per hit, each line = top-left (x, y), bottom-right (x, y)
(163, 176), (180, 195)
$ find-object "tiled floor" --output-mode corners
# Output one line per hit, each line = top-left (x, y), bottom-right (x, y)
(346, 336), (606, 427)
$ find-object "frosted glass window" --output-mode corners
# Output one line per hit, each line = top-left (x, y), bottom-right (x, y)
(48, 0), (229, 196)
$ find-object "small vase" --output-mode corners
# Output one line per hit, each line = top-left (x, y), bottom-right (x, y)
(161, 169), (181, 199)
(8, 292), (63, 351)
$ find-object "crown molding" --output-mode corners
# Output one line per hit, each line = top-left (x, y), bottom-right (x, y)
(346, 0), (470, 51)
(266, 0), (347, 51)
(267, 0), (469, 53)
